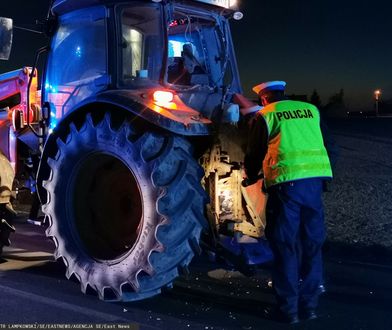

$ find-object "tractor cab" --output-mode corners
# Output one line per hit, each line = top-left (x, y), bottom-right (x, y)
(45, 0), (243, 128)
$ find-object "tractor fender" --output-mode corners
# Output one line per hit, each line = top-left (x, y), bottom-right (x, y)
(37, 94), (211, 204)
(95, 90), (213, 136)
(47, 91), (213, 138)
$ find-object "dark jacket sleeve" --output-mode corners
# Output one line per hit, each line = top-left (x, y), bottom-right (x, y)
(244, 113), (269, 180)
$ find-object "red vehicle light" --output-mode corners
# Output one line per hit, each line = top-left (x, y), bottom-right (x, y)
(153, 91), (174, 105)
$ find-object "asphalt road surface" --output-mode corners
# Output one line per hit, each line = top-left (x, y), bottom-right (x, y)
(0, 215), (391, 330)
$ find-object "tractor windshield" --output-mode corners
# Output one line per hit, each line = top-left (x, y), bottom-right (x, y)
(166, 6), (232, 89)
(118, 3), (236, 92)
(119, 3), (164, 86)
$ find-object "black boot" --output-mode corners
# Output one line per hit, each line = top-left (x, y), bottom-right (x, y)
(0, 218), (16, 246)
(0, 204), (16, 254)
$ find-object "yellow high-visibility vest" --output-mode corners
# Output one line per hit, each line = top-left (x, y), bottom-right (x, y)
(260, 100), (332, 188)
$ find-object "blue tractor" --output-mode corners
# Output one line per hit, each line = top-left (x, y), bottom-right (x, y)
(0, 0), (272, 301)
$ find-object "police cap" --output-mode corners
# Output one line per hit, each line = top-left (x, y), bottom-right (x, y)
(252, 81), (286, 96)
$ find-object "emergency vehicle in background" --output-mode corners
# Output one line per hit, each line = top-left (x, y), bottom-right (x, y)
(0, 0), (271, 301)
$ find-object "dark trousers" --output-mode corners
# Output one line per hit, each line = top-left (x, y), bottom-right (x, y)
(265, 178), (326, 315)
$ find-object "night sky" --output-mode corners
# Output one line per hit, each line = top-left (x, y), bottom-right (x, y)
(1, 0), (391, 110)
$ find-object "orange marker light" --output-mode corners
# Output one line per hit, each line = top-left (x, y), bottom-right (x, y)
(153, 91), (174, 104)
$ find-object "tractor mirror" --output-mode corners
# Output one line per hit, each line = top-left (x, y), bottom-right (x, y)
(0, 17), (13, 60)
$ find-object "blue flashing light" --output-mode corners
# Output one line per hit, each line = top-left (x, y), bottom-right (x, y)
(75, 46), (82, 58)
(49, 118), (58, 132)
(45, 83), (58, 93)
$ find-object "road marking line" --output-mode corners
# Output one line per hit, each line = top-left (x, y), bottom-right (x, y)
(2, 247), (26, 252)
(3, 251), (54, 259)
(0, 259), (49, 271)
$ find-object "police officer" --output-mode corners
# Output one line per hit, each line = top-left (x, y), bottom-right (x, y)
(240, 81), (332, 324)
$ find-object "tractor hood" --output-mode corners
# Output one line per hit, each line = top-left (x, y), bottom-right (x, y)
(52, 0), (239, 15)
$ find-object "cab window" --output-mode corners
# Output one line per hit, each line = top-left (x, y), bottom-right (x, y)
(119, 3), (163, 85)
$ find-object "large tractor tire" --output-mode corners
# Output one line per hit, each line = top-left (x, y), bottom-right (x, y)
(42, 113), (208, 301)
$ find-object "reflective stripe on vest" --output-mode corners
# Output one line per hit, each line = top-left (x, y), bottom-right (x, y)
(261, 100), (332, 188)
